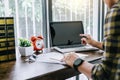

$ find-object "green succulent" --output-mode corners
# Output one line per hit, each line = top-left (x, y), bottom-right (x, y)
(19, 38), (31, 47)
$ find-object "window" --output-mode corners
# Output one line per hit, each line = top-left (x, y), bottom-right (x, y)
(52, 0), (98, 40)
(0, 0), (100, 47)
(0, 0), (43, 45)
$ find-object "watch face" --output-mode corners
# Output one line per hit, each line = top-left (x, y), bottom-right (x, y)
(74, 58), (82, 65)
(35, 40), (43, 49)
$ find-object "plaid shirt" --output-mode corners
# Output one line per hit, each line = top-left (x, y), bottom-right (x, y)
(92, 1), (120, 80)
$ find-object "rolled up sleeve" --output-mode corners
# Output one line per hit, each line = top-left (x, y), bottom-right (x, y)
(92, 63), (109, 80)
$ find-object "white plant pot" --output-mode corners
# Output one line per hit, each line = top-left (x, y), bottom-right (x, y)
(19, 46), (33, 56)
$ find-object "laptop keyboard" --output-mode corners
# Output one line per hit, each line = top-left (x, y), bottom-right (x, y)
(53, 45), (99, 53)
(58, 44), (85, 49)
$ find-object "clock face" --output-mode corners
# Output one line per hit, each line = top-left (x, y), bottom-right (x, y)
(35, 40), (43, 49)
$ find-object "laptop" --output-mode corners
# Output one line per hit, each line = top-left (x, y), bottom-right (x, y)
(50, 21), (98, 53)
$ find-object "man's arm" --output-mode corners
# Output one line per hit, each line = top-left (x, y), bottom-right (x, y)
(62, 53), (94, 79)
(90, 40), (103, 50)
(80, 34), (103, 50)
(77, 61), (94, 78)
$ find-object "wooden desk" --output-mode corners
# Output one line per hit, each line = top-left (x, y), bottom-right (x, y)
(0, 50), (103, 80)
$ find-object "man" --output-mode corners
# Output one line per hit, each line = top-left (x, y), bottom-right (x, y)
(62, 0), (120, 80)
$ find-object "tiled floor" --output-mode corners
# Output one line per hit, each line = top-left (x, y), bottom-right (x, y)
(66, 74), (88, 80)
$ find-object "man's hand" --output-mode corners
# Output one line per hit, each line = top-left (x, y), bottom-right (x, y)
(80, 34), (103, 50)
(80, 34), (94, 45)
(62, 52), (79, 67)
(62, 52), (94, 79)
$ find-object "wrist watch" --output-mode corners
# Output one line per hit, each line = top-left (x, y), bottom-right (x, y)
(73, 58), (84, 71)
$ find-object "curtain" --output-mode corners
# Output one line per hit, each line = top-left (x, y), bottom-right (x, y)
(0, 0), (43, 46)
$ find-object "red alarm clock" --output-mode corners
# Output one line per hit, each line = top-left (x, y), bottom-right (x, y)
(31, 35), (44, 54)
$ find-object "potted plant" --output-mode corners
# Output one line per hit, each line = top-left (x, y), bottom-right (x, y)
(18, 38), (33, 56)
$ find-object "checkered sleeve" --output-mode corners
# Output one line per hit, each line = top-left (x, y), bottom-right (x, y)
(91, 5), (120, 80)
(92, 35), (120, 80)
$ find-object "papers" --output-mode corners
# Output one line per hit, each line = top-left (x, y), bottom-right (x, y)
(36, 52), (88, 64)
(36, 52), (65, 64)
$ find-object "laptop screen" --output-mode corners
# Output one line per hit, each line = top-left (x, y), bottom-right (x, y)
(50, 21), (84, 47)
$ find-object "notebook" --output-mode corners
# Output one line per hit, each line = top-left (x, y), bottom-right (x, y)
(50, 21), (98, 53)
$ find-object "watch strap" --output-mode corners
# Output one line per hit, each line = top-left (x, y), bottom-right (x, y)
(73, 58), (84, 71)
